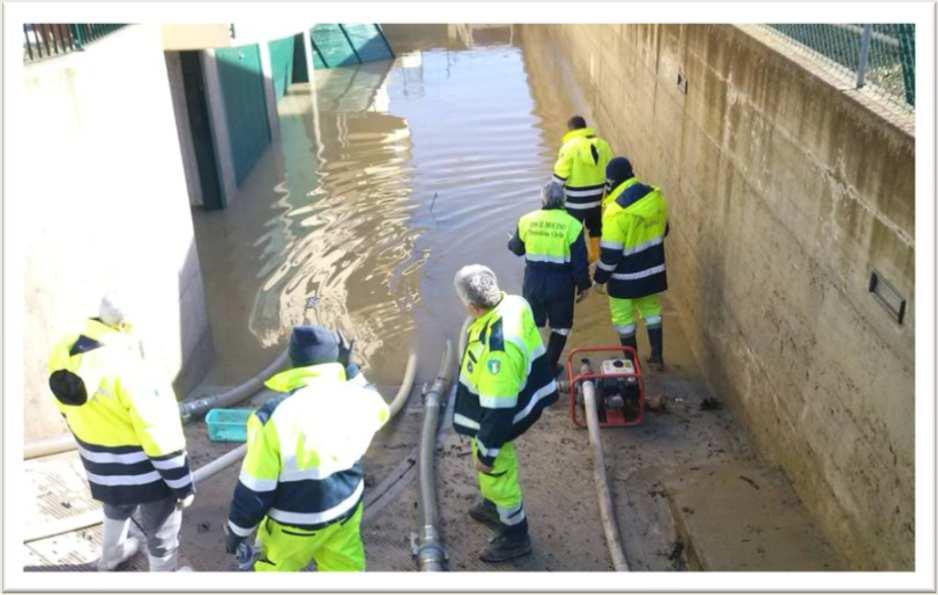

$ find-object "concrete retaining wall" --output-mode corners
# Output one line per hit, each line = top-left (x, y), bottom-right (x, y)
(21, 25), (214, 441)
(528, 24), (914, 569)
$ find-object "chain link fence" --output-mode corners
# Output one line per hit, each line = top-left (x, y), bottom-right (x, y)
(762, 24), (914, 115)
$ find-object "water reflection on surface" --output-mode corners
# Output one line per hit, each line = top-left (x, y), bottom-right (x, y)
(192, 24), (659, 389)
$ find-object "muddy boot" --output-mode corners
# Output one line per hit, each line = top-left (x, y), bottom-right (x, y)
(468, 499), (501, 530)
(479, 524), (532, 563)
(647, 326), (664, 372)
(148, 551), (180, 572)
(545, 331), (568, 378)
(97, 517), (141, 571)
(618, 334), (638, 358)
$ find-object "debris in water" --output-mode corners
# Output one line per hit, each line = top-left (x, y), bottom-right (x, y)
(429, 192), (439, 213)
(700, 397), (722, 410)
(305, 296), (320, 309)
(197, 522), (211, 534)
(738, 475), (760, 490)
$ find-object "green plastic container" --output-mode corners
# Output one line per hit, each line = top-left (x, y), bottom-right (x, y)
(205, 408), (253, 443)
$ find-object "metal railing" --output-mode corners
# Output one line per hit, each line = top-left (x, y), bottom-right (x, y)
(763, 24), (915, 113)
(23, 24), (126, 62)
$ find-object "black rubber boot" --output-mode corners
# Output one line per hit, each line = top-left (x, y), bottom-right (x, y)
(619, 333), (638, 357)
(546, 331), (568, 377)
(479, 521), (532, 563)
(647, 326), (664, 372)
(468, 499), (501, 530)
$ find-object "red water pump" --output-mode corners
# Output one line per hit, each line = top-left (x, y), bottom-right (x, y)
(565, 345), (645, 428)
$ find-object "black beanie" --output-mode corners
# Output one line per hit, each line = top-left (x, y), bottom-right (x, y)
(605, 156), (634, 191)
(288, 325), (339, 367)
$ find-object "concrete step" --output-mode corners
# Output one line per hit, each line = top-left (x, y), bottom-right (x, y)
(662, 462), (847, 570)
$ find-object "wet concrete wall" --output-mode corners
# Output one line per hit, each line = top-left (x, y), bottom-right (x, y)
(530, 24), (914, 569)
(22, 25), (213, 441)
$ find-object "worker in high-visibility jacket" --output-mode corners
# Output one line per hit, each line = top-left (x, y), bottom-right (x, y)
(552, 115), (614, 263)
(224, 325), (389, 572)
(507, 183), (591, 375)
(47, 293), (195, 572)
(453, 265), (559, 562)
(593, 156), (669, 371)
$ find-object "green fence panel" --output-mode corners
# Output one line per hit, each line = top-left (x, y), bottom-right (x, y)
(215, 44), (270, 186)
(268, 35), (295, 100)
(342, 23), (393, 62)
(309, 28), (327, 69)
(311, 24), (360, 69)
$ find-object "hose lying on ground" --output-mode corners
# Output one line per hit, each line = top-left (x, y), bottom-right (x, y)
(415, 340), (455, 572)
(387, 352), (418, 419)
(24, 350), (291, 460)
(23, 352), (420, 544)
(177, 350), (290, 423)
(580, 360), (630, 571)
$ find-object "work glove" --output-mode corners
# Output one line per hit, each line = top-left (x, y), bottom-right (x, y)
(175, 493), (195, 511)
(336, 329), (355, 368)
(224, 525), (245, 555)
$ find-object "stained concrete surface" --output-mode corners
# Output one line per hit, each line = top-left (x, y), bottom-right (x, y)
(663, 463), (846, 571)
(526, 23), (914, 569)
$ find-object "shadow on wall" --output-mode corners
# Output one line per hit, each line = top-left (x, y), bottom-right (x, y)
(173, 241), (216, 397)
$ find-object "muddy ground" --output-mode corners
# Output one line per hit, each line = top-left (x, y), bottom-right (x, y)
(24, 298), (768, 573)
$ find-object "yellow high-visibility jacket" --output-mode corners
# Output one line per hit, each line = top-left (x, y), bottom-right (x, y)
(47, 318), (193, 506)
(453, 294), (558, 468)
(227, 364), (389, 536)
(594, 177), (669, 298)
(552, 127), (613, 212)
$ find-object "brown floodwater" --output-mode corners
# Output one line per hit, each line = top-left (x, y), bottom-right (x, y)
(191, 23), (699, 401)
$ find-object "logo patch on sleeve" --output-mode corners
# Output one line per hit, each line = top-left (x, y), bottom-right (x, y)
(487, 359), (501, 375)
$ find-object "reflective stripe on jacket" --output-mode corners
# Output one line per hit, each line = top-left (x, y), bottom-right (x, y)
(509, 207), (591, 293)
(47, 318), (193, 506)
(594, 178), (669, 298)
(552, 127), (613, 211)
(227, 363), (389, 536)
(453, 294), (558, 467)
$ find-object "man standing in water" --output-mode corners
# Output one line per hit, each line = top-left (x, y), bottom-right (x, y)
(225, 325), (389, 571)
(593, 156), (669, 371)
(552, 115), (614, 263)
(453, 265), (559, 562)
(508, 183), (591, 376)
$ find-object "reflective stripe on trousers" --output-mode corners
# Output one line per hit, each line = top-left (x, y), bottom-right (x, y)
(472, 440), (524, 526)
(609, 294), (663, 329)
